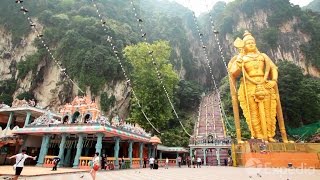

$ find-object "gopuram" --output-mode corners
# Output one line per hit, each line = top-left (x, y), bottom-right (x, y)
(227, 31), (320, 168)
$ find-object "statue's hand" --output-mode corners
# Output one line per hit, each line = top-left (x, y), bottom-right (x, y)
(265, 80), (277, 89)
(235, 58), (243, 68)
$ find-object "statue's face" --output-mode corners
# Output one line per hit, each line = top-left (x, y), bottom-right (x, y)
(244, 39), (256, 52)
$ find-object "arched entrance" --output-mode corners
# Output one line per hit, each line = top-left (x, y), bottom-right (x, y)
(62, 115), (70, 124)
(71, 111), (80, 123)
(83, 113), (92, 123)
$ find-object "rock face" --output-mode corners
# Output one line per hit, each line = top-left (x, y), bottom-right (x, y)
(0, 0), (319, 117)
(200, 0), (320, 80)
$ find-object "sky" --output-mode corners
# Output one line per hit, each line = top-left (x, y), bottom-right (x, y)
(173, 0), (314, 16)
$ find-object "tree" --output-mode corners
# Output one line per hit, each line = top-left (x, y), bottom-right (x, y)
(124, 40), (179, 134)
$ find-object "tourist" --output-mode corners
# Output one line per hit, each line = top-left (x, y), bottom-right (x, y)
(165, 157), (169, 169)
(224, 158), (228, 166)
(149, 156), (154, 169)
(192, 156), (195, 168)
(121, 156), (125, 169)
(51, 156), (61, 171)
(101, 154), (106, 170)
(86, 152), (100, 180)
(7, 149), (37, 180)
(177, 156), (182, 168)
(196, 157), (201, 168)
(143, 156), (147, 168)
(153, 158), (159, 169)
(187, 156), (191, 168)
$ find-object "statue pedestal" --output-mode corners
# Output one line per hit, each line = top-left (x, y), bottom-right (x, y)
(234, 142), (320, 169)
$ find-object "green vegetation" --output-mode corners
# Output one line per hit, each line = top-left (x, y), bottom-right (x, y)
(16, 91), (35, 100)
(100, 93), (116, 112)
(124, 41), (200, 146)
(0, 79), (17, 105)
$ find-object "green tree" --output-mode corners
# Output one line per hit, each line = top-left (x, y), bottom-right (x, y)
(124, 40), (179, 134)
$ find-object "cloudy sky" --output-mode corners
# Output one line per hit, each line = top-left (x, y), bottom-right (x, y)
(173, 0), (313, 16)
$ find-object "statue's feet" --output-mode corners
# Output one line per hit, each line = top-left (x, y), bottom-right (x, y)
(268, 138), (276, 143)
(283, 140), (295, 143)
(256, 134), (264, 139)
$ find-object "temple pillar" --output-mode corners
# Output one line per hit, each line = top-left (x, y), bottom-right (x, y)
(139, 142), (143, 168)
(128, 141), (133, 168)
(216, 148), (221, 166)
(95, 133), (104, 155)
(64, 148), (72, 166)
(37, 135), (50, 166)
(114, 137), (120, 169)
(58, 134), (67, 167)
(203, 148), (207, 166)
(4, 112), (14, 135)
(152, 145), (156, 158)
(190, 147), (193, 158)
(73, 134), (84, 168)
(24, 111), (31, 127)
(159, 151), (162, 160)
(148, 144), (152, 158)
(176, 152), (179, 166)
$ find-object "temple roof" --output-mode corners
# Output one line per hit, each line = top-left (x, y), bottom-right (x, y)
(0, 106), (61, 118)
(13, 124), (150, 142)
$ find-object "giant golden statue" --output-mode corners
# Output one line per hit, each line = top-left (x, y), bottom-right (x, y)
(228, 30), (289, 143)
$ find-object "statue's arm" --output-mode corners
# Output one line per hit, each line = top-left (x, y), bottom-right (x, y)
(262, 53), (278, 81)
(228, 55), (242, 78)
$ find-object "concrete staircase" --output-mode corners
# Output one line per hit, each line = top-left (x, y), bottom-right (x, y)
(194, 92), (229, 166)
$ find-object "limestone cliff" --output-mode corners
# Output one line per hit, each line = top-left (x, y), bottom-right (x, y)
(200, 0), (320, 79)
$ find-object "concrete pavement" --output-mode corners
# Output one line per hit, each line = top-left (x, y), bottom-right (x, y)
(1, 166), (319, 180)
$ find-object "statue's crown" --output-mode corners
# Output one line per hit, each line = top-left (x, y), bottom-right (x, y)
(243, 30), (255, 42)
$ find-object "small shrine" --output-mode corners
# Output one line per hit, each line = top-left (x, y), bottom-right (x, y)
(59, 96), (100, 124)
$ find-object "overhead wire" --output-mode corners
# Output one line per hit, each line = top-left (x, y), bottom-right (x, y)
(188, 0), (233, 135)
(15, 1), (85, 94)
(130, 0), (192, 137)
(90, 0), (161, 134)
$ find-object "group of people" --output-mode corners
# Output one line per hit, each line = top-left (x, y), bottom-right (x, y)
(148, 157), (159, 169)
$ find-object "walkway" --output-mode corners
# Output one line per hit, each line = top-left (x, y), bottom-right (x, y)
(1, 166), (319, 180)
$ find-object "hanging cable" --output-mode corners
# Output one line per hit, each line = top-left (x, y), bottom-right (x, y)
(204, 0), (235, 133)
(90, 0), (160, 134)
(15, 3), (85, 94)
(130, 0), (192, 137)
(189, 0), (232, 135)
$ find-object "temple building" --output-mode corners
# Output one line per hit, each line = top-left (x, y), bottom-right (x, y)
(0, 96), (183, 169)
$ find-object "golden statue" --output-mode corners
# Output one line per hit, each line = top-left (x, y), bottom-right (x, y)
(228, 30), (289, 143)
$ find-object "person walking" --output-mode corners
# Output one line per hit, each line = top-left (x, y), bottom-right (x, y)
(165, 157), (169, 169)
(149, 156), (154, 169)
(143, 156), (147, 168)
(100, 154), (105, 170)
(192, 156), (196, 168)
(197, 157), (201, 168)
(120, 156), (125, 169)
(90, 152), (100, 180)
(177, 156), (182, 168)
(187, 156), (191, 168)
(7, 149), (37, 180)
(52, 156), (61, 171)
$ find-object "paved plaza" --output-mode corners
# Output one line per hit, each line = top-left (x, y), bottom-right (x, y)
(1, 166), (320, 180)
